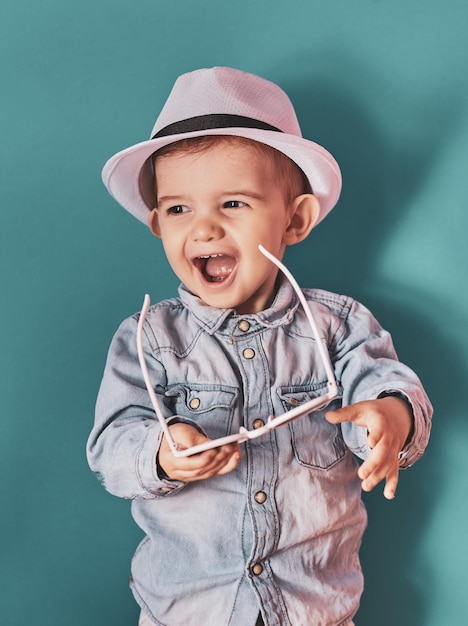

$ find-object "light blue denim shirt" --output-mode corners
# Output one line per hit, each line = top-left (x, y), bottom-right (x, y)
(87, 278), (432, 626)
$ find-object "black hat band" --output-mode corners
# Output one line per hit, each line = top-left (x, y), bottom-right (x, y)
(152, 113), (282, 139)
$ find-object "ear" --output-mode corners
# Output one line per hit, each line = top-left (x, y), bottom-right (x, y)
(148, 208), (161, 237)
(282, 194), (321, 246)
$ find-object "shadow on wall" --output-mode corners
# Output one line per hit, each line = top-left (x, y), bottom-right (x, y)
(277, 53), (466, 626)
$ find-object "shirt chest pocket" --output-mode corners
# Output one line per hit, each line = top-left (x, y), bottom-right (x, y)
(278, 384), (347, 470)
(165, 384), (239, 440)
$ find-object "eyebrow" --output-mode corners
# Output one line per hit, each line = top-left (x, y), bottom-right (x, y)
(157, 190), (265, 206)
(222, 190), (265, 201)
(156, 195), (188, 207)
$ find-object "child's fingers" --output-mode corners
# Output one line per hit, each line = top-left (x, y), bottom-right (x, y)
(159, 423), (238, 480)
(328, 397), (411, 499)
(383, 463), (399, 500)
(358, 439), (400, 498)
(213, 449), (242, 476)
(189, 444), (240, 478)
(165, 444), (240, 482)
(326, 403), (368, 427)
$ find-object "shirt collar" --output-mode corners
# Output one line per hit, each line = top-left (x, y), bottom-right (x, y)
(178, 276), (300, 335)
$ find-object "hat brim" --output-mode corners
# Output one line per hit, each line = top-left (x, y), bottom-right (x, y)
(102, 127), (341, 226)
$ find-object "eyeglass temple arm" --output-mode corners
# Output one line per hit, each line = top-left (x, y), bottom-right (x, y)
(258, 245), (338, 396)
(136, 295), (180, 454)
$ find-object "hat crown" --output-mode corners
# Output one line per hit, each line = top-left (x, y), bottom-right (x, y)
(151, 67), (302, 139)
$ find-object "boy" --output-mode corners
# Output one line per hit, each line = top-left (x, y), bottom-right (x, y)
(87, 67), (432, 626)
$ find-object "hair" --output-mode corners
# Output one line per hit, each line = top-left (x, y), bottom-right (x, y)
(152, 135), (312, 203)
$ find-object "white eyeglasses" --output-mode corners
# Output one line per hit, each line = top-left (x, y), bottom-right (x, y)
(136, 244), (338, 457)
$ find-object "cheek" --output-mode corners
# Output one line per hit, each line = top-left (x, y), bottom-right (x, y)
(161, 237), (180, 263)
(163, 241), (191, 277)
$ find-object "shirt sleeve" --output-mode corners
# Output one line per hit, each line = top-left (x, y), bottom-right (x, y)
(86, 314), (187, 499)
(330, 297), (432, 467)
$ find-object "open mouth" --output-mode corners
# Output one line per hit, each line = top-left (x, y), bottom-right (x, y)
(193, 254), (236, 283)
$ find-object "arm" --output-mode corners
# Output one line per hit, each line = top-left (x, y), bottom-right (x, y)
(86, 315), (239, 499)
(326, 396), (413, 499)
(324, 297), (432, 498)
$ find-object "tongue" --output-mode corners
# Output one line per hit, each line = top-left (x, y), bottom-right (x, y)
(205, 255), (235, 279)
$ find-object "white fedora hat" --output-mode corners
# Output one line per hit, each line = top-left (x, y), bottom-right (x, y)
(102, 67), (342, 225)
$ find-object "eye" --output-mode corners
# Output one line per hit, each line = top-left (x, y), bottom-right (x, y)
(167, 205), (189, 215)
(223, 200), (247, 209)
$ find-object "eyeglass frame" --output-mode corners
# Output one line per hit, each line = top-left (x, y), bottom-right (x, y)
(136, 244), (338, 458)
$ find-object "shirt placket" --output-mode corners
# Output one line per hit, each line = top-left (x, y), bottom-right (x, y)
(230, 317), (283, 620)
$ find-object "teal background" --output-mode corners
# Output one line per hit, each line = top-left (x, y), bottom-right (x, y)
(1, 1), (467, 624)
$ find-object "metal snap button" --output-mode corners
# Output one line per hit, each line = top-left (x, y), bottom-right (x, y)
(189, 398), (201, 410)
(252, 563), (263, 576)
(239, 320), (250, 332)
(254, 491), (267, 504)
(243, 348), (255, 359)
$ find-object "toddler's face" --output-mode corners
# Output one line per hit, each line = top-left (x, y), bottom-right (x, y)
(151, 141), (298, 314)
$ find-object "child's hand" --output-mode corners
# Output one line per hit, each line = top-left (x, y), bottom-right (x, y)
(326, 396), (413, 500)
(158, 423), (242, 482)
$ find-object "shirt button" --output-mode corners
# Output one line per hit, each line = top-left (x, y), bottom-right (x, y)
(254, 491), (267, 504)
(189, 398), (201, 410)
(239, 320), (250, 332)
(252, 563), (263, 576)
(253, 419), (265, 429)
(243, 348), (255, 359)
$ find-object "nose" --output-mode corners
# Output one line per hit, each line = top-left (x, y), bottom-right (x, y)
(191, 215), (224, 242)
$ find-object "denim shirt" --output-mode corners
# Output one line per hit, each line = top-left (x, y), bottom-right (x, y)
(87, 278), (432, 626)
